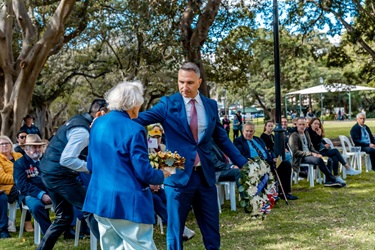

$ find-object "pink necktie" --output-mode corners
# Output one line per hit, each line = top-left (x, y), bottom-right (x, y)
(189, 99), (200, 165)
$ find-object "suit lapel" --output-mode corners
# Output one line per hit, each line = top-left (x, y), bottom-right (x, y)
(174, 94), (196, 143)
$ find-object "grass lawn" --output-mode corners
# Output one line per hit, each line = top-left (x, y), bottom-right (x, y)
(2, 169), (374, 249)
(1, 119), (374, 249)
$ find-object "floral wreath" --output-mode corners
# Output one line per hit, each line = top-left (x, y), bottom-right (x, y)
(238, 157), (278, 218)
(149, 150), (185, 170)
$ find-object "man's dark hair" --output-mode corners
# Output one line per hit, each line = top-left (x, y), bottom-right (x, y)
(17, 130), (28, 138)
(89, 99), (108, 114)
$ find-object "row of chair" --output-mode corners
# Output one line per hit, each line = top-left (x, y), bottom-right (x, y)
(215, 135), (372, 212)
(290, 135), (371, 188)
(8, 203), (97, 249)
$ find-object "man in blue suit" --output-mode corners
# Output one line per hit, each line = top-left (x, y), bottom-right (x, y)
(136, 62), (248, 250)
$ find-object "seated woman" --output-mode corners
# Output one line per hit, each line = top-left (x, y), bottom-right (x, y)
(307, 118), (360, 183)
(261, 120), (292, 163)
(0, 135), (32, 238)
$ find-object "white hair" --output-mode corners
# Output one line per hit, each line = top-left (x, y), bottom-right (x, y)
(356, 113), (365, 119)
(105, 81), (144, 111)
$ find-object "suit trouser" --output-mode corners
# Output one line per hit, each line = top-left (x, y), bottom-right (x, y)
(165, 169), (220, 250)
(361, 147), (375, 171)
(37, 174), (99, 250)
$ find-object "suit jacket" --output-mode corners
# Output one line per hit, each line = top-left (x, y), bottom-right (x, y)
(83, 111), (164, 224)
(211, 142), (231, 172)
(350, 123), (375, 147)
(233, 135), (274, 166)
(13, 154), (46, 203)
(288, 131), (318, 172)
(136, 92), (247, 187)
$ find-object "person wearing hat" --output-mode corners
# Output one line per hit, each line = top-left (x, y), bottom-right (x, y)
(148, 127), (166, 153)
(13, 134), (52, 235)
(20, 115), (42, 137)
(36, 99), (107, 250)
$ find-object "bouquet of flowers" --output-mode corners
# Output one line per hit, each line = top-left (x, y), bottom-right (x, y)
(238, 157), (278, 218)
(149, 151), (185, 174)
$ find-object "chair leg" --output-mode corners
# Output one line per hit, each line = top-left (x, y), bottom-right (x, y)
(18, 208), (27, 238)
(229, 182), (236, 211)
(157, 215), (164, 234)
(34, 219), (41, 245)
(8, 203), (17, 226)
(216, 185), (222, 214)
(74, 219), (82, 247)
(308, 166), (314, 187)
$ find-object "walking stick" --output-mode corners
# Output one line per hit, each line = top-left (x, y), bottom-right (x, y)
(275, 156), (289, 205)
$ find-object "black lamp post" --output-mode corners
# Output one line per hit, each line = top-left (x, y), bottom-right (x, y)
(273, 0), (285, 159)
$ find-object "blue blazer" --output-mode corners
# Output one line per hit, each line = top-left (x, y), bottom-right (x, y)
(136, 93), (247, 187)
(83, 111), (164, 224)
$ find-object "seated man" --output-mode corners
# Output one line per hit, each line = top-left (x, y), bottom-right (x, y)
(289, 118), (345, 188)
(13, 135), (52, 235)
(350, 112), (375, 171)
(234, 122), (298, 202)
(211, 141), (241, 187)
(13, 130), (28, 156)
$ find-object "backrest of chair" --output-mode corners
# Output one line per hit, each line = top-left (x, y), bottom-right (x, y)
(339, 135), (352, 154)
(323, 138), (334, 148)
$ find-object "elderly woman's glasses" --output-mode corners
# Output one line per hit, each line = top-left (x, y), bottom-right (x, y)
(0, 142), (10, 146)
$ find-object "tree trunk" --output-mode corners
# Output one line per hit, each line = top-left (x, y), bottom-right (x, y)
(0, 0), (77, 139)
(180, 0), (221, 98)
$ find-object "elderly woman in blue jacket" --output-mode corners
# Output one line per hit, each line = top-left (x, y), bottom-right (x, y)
(83, 81), (170, 250)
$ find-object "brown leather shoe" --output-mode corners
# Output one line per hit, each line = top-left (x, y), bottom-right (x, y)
(25, 221), (34, 232)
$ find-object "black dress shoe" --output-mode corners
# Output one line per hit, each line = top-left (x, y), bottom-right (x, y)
(280, 193), (298, 200)
(0, 230), (11, 239)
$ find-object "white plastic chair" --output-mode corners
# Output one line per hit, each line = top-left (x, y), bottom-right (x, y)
(288, 144), (322, 187)
(8, 202), (17, 231)
(216, 181), (236, 212)
(19, 203), (53, 245)
(323, 137), (346, 178)
(74, 218), (98, 250)
(339, 135), (366, 172)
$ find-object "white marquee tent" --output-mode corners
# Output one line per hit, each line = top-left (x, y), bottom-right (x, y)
(285, 84), (375, 119)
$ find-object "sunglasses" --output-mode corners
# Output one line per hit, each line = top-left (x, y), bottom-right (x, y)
(19, 136), (26, 139)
